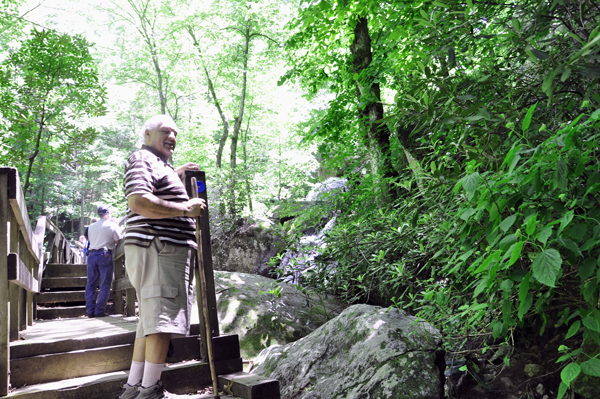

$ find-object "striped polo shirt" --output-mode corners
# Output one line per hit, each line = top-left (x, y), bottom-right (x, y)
(123, 145), (197, 249)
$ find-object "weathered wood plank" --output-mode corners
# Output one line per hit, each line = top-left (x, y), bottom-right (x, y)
(10, 344), (134, 387)
(44, 264), (87, 278)
(218, 372), (281, 399)
(113, 257), (124, 314)
(1, 168), (39, 264)
(37, 291), (114, 304)
(111, 276), (132, 291)
(8, 253), (39, 292)
(36, 306), (88, 320)
(41, 277), (87, 289)
(9, 213), (20, 342)
(10, 343), (237, 390)
(125, 287), (136, 317)
(212, 335), (241, 362)
(7, 359), (241, 399)
(0, 173), (10, 396)
(184, 171), (220, 361)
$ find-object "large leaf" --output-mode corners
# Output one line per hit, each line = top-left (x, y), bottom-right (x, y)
(522, 103), (537, 131)
(565, 321), (581, 339)
(500, 214), (517, 233)
(531, 249), (562, 287)
(462, 172), (480, 200)
(535, 226), (553, 245)
(561, 362), (581, 386)
(581, 358), (600, 377)
(553, 160), (568, 191)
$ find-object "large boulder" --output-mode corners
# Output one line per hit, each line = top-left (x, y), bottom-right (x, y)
(212, 218), (282, 276)
(215, 271), (346, 360)
(251, 304), (444, 399)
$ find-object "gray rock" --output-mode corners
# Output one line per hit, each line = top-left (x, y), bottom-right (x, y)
(536, 383), (545, 396)
(215, 271), (346, 360)
(251, 304), (444, 399)
(523, 363), (542, 377)
(212, 219), (282, 276)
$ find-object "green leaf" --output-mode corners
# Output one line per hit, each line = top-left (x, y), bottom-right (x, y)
(474, 277), (489, 297)
(519, 273), (530, 304)
(531, 249), (562, 287)
(559, 211), (575, 234)
(531, 48), (550, 60)
(500, 279), (514, 293)
(558, 237), (582, 257)
(462, 172), (480, 201)
(557, 381), (568, 399)
(579, 258), (597, 281)
(525, 213), (538, 236)
(518, 293), (532, 320)
(583, 316), (600, 332)
(500, 214), (517, 233)
(507, 241), (524, 267)
(522, 103), (537, 131)
(493, 321), (504, 339)
(565, 321), (581, 339)
(553, 160), (568, 191)
(561, 67), (572, 82)
(542, 68), (559, 95)
(535, 226), (553, 245)
(581, 358), (600, 377)
(473, 250), (501, 273)
(499, 234), (518, 251)
(460, 208), (477, 221)
(561, 362), (581, 386)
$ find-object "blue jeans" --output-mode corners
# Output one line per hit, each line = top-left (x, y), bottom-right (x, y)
(85, 251), (114, 317)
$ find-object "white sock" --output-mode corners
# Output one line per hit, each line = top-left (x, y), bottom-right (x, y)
(141, 361), (164, 388)
(127, 361), (144, 386)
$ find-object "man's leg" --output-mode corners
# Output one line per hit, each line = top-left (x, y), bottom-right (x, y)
(84, 254), (100, 317)
(141, 333), (171, 388)
(94, 255), (114, 317)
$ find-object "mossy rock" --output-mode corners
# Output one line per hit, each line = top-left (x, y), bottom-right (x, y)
(572, 336), (600, 399)
(215, 271), (346, 360)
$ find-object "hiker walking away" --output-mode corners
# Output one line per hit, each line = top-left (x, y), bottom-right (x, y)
(76, 235), (88, 263)
(85, 205), (123, 318)
(120, 114), (205, 399)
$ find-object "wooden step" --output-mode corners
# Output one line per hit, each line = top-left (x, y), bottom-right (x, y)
(36, 305), (88, 319)
(10, 335), (202, 388)
(8, 358), (243, 399)
(42, 277), (87, 289)
(36, 291), (115, 304)
(44, 264), (87, 278)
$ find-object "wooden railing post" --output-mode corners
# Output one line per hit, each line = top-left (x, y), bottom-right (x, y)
(0, 172), (10, 396)
(184, 171), (220, 360)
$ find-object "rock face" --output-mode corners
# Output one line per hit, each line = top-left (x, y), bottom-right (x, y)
(215, 271), (346, 360)
(212, 219), (282, 276)
(251, 304), (444, 399)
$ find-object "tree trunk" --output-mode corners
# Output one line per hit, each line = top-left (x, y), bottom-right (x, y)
(228, 26), (251, 216)
(349, 16), (395, 183)
(23, 109), (47, 195)
(187, 26), (231, 169)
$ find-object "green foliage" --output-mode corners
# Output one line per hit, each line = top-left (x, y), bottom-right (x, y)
(279, 1), (600, 395)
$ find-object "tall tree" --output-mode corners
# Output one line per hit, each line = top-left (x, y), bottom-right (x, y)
(0, 28), (107, 195)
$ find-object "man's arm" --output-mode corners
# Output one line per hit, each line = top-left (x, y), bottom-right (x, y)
(128, 193), (205, 219)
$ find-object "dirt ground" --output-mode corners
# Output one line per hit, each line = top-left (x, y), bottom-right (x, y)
(445, 331), (585, 399)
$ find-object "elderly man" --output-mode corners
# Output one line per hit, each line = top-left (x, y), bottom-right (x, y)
(120, 115), (205, 399)
(85, 205), (122, 318)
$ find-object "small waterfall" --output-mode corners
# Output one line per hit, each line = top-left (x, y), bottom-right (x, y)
(279, 178), (346, 284)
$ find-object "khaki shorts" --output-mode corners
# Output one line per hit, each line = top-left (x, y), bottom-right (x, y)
(125, 238), (194, 338)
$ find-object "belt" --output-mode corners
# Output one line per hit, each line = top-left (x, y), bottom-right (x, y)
(89, 249), (110, 254)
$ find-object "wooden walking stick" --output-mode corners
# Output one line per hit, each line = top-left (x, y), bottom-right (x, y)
(191, 177), (220, 398)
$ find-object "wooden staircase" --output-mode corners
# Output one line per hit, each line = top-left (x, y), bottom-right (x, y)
(36, 262), (94, 319)
(8, 317), (245, 398)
